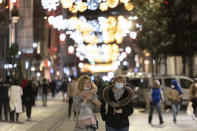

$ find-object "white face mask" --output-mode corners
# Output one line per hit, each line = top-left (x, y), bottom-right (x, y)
(83, 87), (90, 91)
(115, 83), (124, 89)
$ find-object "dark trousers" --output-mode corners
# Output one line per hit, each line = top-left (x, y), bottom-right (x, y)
(10, 111), (19, 121)
(68, 97), (76, 118)
(26, 104), (32, 118)
(0, 101), (8, 120)
(42, 93), (47, 106)
(191, 98), (197, 117)
(148, 102), (163, 123)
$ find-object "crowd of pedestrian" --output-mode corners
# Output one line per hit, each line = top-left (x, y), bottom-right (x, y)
(1, 74), (197, 131)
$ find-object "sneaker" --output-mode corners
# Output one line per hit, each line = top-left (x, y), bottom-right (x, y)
(26, 117), (31, 121)
(148, 121), (152, 124)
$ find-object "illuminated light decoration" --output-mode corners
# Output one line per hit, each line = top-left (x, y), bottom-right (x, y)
(125, 47), (131, 54)
(69, 5), (78, 13)
(99, 2), (108, 11)
(81, 63), (118, 72)
(0, 0), (3, 3)
(124, 2), (134, 11)
(41, 0), (59, 11)
(60, 33), (66, 41)
(68, 46), (75, 54)
(58, 0), (134, 12)
(79, 62), (84, 68)
(130, 32), (137, 39)
(123, 61), (128, 65)
(60, 0), (74, 8)
(77, 1), (88, 12)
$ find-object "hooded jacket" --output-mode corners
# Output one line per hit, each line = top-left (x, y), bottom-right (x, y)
(100, 85), (134, 129)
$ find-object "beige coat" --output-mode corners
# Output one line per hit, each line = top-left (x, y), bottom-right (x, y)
(167, 88), (182, 104)
(189, 83), (197, 101)
(8, 85), (23, 113)
(67, 80), (77, 97)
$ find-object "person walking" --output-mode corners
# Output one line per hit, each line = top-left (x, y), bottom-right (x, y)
(0, 76), (11, 121)
(8, 79), (23, 122)
(189, 77), (197, 119)
(73, 75), (101, 131)
(61, 79), (68, 102)
(22, 80), (35, 121)
(67, 76), (77, 120)
(100, 75), (134, 131)
(148, 80), (165, 125)
(42, 79), (49, 107)
(167, 80), (183, 124)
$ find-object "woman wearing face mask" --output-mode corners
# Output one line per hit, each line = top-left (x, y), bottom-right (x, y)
(189, 78), (197, 120)
(100, 75), (134, 131)
(167, 80), (183, 124)
(73, 75), (102, 131)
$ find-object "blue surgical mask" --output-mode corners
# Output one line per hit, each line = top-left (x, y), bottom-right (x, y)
(115, 83), (124, 89)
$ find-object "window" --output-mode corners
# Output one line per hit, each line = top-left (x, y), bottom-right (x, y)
(180, 79), (192, 89)
(164, 78), (174, 87)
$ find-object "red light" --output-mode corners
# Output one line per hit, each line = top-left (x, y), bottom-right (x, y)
(164, 1), (168, 4)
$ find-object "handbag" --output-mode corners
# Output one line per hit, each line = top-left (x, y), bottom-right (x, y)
(186, 102), (193, 116)
(77, 106), (97, 128)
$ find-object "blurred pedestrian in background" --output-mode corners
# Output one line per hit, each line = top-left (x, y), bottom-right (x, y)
(49, 79), (56, 98)
(100, 75), (134, 131)
(67, 76), (77, 120)
(61, 78), (68, 102)
(148, 80), (165, 125)
(42, 78), (49, 107)
(167, 80), (183, 124)
(0, 76), (11, 121)
(8, 79), (23, 122)
(22, 80), (35, 121)
(189, 77), (197, 120)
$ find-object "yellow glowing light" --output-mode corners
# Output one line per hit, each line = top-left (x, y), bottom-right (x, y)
(107, 0), (119, 8)
(81, 63), (117, 72)
(69, 5), (78, 13)
(125, 2), (134, 11)
(61, 0), (74, 8)
(77, 2), (88, 12)
(120, 0), (129, 4)
(99, 2), (108, 11)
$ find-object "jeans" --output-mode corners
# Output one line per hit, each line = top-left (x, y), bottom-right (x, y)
(106, 125), (129, 131)
(42, 93), (47, 106)
(148, 102), (163, 123)
(172, 103), (180, 120)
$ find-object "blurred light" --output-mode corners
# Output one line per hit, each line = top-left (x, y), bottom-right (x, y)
(60, 33), (66, 41)
(31, 66), (35, 72)
(68, 46), (74, 54)
(44, 16), (47, 19)
(108, 72), (114, 79)
(56, 71), (60, 76)
(123, 61), (128, 66)
(4, 64), (8, 69)
(0, 0), (3, 4)
(133, 16), (138, 20)
(41, 0), (59, 11)
(79, 55), (85, 61)
(102, 76), (109, 81)
(68, 77), (71, 82)
(79, 63), (83, 68)
(64, 67), (70, 75)
(11, 0), (17, 3)
(48, 61), (51, 67)
(50, 69), (54, 74)
(121, 52), (127, 58)
(130, 32), (137, 39)
(33, 42), (38, 48)
(37, 72), (41, 77)
(25, 61), (29, 70)
(134, 68), (138, 72)
(8, 64), (12, 69)
(91, 75), (95, 81)
(125, 47), (131, 54)
(14, 64), (17, 68)
(144, 60), (150, 65)
(18, 51), (21, 55)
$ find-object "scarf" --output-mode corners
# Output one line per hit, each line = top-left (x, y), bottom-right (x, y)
(113, 88), (124, 101)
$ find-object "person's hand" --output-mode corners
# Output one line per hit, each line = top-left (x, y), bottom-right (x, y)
(116, 109), (122, 114)
(93, 98), (102, 107)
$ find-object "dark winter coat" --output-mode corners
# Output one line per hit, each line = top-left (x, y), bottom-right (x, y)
(100, 86), (134, 129)
(22, 83), (35, 106)
(0, 81), (10, 102)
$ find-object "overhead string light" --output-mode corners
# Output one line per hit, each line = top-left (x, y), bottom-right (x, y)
(41, 0), (60, 11)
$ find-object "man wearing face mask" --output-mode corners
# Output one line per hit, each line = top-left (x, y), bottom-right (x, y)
(101, 75), (134, 131)
(167, 80), (183, 124)
(189, 77), (197, 119)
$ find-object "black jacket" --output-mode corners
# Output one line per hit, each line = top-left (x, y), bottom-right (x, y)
(22, 83), (35, 105)
(0, 81), (10, 102)
(100, 86), (134, 128)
